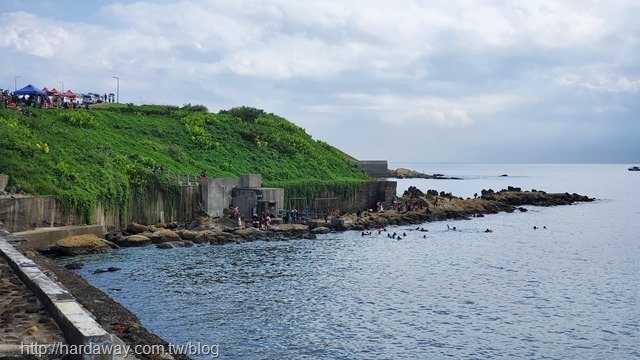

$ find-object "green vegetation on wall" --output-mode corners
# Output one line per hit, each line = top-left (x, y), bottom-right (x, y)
(0, 104), (370, 223)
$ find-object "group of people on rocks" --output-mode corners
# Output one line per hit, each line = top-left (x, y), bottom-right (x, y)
(282, 208), (308, 225)
(253, 212), (272, 229)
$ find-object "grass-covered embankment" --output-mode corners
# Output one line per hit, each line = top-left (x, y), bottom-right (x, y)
(0, 104), (370, 223)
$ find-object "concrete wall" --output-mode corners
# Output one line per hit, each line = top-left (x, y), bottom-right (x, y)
(201, 177), (241, 217)
(358, 160), (389, 178)
(0, 196), (78, 232)
(0, 177), (394, 233)
(202, 175), (284, 219)
(0, 174), (8, 192)
(311, 180), (397, 215)
(241, 174), (262, 188)
(127, 185), (199, 227)
(16, 225), (105, 250)
(0, 185), (199, 233)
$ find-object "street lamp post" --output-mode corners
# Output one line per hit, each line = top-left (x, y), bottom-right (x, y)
(59, 81), (64, 92)
(14, 76), (20, 91)
(112, 76), (119, 103)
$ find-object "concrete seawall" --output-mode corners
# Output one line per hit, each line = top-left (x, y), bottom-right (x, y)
(16, 225), (105, 251)
(0, 223), (116, 360)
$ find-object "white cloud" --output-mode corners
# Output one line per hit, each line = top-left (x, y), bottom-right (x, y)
(582, 74), (640, 93)
(1, 0), (639, 162)
(336, 92), (518, 127)
(557, 72), (640, 93)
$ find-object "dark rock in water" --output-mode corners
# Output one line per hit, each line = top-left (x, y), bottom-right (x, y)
(518, 207), (528, 212)
(181, 240), (194, 247)
(311, 226), (331, 234)
(104, 231), (125, 244)
(388, 168), (463, 180)
(148, 229), (181, 244)
(64, 262), (84, 270)
(403, 186), (425, 198)
(94, 268), (109, 274)
(126, 222), (148, 234)
(107, 267), (121, 272)
(500, 174), (508, 177)
(102, 239), (120, 250)
(155, 240), (193, 249)
(117, 235), (152, 247)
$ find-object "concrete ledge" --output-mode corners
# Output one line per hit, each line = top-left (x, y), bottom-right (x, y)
(0, 236), (113, 360)
(16, 225), (105, 250)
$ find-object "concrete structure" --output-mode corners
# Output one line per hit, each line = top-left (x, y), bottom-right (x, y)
(359, 160), (389, 178)
(0, 174), (8, 193)
(0, 174), (393, 234)
(0, 246), (66, 358)
(13, 225), (105, 251)
(201, 174), (284, 219)
(0, 223), (115, 360)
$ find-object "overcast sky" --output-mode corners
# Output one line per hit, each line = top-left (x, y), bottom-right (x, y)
(2, 1), (639, 163)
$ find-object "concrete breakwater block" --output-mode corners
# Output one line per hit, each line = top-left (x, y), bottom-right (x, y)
(0, 236), (114, 359)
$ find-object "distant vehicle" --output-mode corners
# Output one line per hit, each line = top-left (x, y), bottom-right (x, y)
(629, 166), (640, 171)
(89, 93), (104, 103)
(82, 94), (97, 104)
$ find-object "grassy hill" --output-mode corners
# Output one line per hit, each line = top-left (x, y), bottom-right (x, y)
(0, 104), (370, 222)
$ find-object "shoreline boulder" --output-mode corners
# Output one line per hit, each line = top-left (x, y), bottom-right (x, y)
(50, 234), (112, 256)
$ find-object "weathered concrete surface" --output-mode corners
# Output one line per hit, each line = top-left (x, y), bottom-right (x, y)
(0, 251), (66, 359)
(0, 223), (115, 359)
(0, 174), (8, 192)
(16, 225), (106, 250)
(0, 176), (395, 235)
(0, 184), (199, 234)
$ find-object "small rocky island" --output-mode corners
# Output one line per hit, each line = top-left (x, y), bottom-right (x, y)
(45, 186), (595, 256)
(387, 167), (463, 180)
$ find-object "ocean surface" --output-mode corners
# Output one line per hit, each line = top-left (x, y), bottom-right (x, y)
(61, 164), (640, 359)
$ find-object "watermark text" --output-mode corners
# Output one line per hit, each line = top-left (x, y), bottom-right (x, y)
(21, 341), (220, 358)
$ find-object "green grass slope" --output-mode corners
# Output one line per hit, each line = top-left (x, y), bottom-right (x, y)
(0, 104), (369, 222)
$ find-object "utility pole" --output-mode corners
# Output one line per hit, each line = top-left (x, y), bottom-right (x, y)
(112, 76), (120, 103)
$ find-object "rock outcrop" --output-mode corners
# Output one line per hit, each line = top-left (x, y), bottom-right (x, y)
(50, 234), (112, 256)
(388, 168), (462, 180)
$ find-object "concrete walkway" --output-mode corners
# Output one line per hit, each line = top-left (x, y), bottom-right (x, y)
(0, 222), (134, 360)
(0, 251), (66, 358)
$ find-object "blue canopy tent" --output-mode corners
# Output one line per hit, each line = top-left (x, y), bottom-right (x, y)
(14, 84), (47, 96)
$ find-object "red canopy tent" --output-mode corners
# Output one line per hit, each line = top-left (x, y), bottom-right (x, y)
(48, 88), (61, 96)
(61, 90), (76, 98)
(42, 87), (49, 93)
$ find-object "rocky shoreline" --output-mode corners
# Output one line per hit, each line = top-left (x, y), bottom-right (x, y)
(45, 187), (595, 257)
(11, 241), (191, 360)
(14, 186), (593, 360)
(387, 167), (463, 179)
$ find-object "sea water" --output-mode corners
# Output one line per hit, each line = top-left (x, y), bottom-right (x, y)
(62, 164), (640, 359)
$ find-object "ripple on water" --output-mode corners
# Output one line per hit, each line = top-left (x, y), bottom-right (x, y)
(61, 165), (640, 359)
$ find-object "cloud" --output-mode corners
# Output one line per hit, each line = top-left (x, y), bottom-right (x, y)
(0, 12), (81, 58)
(582, 74), (640, 93)
(1, 0), (639, 163)
(335, 92), (519, 127)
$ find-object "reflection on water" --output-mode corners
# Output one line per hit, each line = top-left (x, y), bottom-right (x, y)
(65, 164), (640, 359)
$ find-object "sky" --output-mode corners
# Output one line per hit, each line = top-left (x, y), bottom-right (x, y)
(1, 0), (639, 164)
